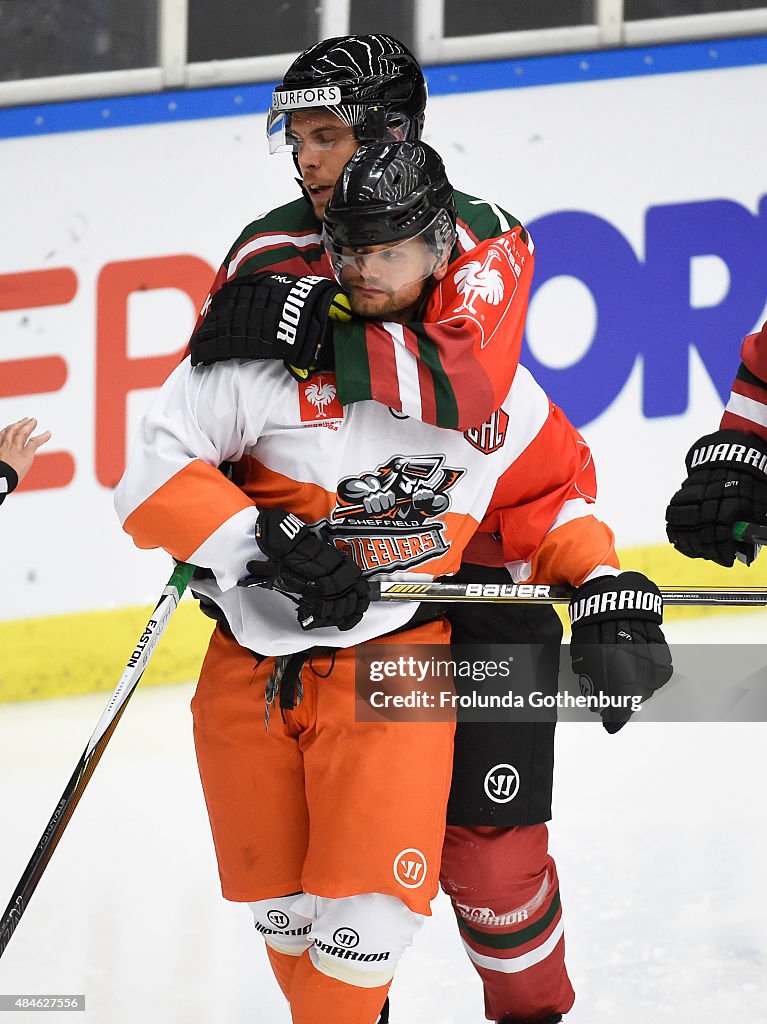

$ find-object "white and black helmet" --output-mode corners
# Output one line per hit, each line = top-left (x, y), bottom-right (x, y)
(267, 34), (427, 153)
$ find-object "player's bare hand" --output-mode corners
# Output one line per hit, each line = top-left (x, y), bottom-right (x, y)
(0, 418), (51, 484)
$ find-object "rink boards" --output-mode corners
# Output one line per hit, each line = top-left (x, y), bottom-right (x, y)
(1, 36), (767, 701)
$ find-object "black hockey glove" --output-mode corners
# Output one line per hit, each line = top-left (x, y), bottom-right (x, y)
(189, 271), (351, 380)
(246, 509), (370, 631)
(568, 571), (673, 734)
(665, 429), (767, 567)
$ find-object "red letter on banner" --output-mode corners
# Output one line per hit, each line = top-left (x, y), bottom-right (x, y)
(95, 255), (214, 488)
(0, 268), (78, 492)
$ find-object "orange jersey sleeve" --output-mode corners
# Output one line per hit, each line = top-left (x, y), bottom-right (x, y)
(465, 401), (619, 586)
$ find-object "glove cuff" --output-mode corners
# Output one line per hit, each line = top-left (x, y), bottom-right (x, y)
(569, 571), (663, 628)
(685, 429), (767, 478)
(255, 509), (307, 559)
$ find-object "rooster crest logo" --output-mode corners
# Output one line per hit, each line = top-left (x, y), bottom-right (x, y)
(454, 250), (505, 315)
(304, 378), (337, 418)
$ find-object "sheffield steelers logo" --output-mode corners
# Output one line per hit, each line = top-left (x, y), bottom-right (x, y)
(393, 848), (428, 888)
(267, 910), (290, 929)
(484, 763), (520, 804)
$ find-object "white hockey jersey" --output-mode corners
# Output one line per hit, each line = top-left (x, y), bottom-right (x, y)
(115, 358), (615, 655)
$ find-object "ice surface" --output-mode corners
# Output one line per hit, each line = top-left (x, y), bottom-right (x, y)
(1, 613), (766, 1023)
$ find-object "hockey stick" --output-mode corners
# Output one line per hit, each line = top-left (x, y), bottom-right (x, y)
(0, 561), (195, 960)
(239, 521), (767, 608)
(369, 519), (767, 605)
(240, 575), (767, 608)
(369, 581), (767, 605)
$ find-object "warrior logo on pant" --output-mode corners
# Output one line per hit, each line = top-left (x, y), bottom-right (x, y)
(393, 849), (428, 889)
(484, 763), (520, 804)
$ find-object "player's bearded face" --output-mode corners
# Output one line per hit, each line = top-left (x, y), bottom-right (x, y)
(340, 238), (435, 320)
(290, 111), (360, 218)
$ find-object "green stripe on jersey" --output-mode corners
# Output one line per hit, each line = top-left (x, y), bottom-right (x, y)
(455, 890), (561, 951)
(234, 243), (325, 278)
(333, 320), (373, 405)
(416, 329), (459, 428)
(454, 189), (524, 245)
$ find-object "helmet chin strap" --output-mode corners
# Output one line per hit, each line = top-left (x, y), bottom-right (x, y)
(294, 174), (317, 214)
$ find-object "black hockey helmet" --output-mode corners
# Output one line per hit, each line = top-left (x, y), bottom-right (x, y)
(267, 34), (427, 153)
(323, 141), (457, 285)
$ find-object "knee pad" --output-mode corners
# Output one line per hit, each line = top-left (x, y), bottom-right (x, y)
(442, 826), (555, 929)
(290, 892), (424, 988)
(249, 894), (313, 955)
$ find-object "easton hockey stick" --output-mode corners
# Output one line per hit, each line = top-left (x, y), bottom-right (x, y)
(0, 561), (195, 959)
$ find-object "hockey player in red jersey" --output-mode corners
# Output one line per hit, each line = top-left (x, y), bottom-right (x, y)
(191, 34), (533, 428)
(666, 319), (767, 565)
(118, 140), (672, 1024)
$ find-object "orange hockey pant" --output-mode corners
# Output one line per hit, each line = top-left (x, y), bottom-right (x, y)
(191, 620), (455, 914)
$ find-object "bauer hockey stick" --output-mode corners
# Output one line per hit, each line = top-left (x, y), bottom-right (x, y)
(0, 560), (195, 959)
(238, 521), (767, 609)
(240, 576), (767, 608)
(368, 519), (767, 606)
(369, 581), (767, 605)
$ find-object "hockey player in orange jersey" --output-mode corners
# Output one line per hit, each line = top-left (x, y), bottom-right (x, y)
(185, 36), (567, 1024)
(116, 143), (672, 1024)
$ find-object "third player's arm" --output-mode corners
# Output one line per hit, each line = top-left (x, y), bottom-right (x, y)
(719, 319), (767, 441)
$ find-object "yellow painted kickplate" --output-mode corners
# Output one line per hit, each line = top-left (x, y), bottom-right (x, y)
(1, 542), (765, 702)
(0, 599), (214, 704)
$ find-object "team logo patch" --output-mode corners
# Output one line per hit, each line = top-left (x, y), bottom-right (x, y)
(332, 927), (360, 949)
(447, 235), (525, 349)
(484, 763), (520, 804)
(325, 454), (465, 573)
(394, 848), (428, 889)
(454, 249), (505, 315)
(298, 372), (344, 426)
(464, 408), (509, 455)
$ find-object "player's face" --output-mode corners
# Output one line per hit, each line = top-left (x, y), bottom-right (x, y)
(340, 237), (437, 321)
(290, 111), (359, 219)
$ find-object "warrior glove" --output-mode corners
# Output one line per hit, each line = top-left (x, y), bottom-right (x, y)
(665, 429), (767, 566)
(190, 271), (351, 380)
(568, 571), (673, 734)
(247, 509), (370, 631)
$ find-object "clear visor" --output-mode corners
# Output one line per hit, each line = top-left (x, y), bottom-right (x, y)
(266, 106), (412, 154)
(323, 210), (456, 290)
(266, 107), (358, 155)
(266, 109), (292, 154)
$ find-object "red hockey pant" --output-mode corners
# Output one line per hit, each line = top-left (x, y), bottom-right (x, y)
(440, 825), (575, 1023)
